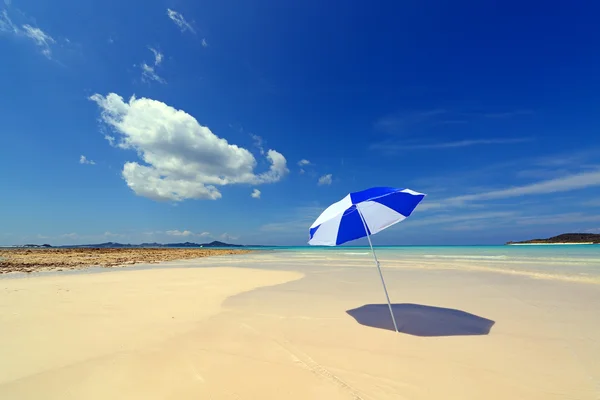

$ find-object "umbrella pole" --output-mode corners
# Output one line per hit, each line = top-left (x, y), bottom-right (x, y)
(357, 210), (399, 333)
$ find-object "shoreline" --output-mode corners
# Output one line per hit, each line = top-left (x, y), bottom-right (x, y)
(0, 248), (252, 274)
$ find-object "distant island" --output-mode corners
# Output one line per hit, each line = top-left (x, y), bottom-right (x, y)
(507, 233), (600, 245)
(5, 241), (266, 249)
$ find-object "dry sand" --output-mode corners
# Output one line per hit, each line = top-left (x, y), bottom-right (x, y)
(0, 248), (251, 273)
(1, 252), (599, 399)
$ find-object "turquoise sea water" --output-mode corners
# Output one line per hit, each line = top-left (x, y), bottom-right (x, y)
(242, 245), (600, 284)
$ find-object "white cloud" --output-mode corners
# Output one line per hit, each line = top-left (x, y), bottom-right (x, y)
(166, 230), (194, 237)
(61, 233), (78, 239)
(298, 159), (311, 174)
(317, 174), (332, 186)
(145, 230), (211, 238)
(167, 9), (195, 34)
(220, 233), (239, 241)
(89, 93), (289, 202)
(201, 38), (208, 47)
(1, 11), (55, 59)
(79, 155), (95, 165)
(104, 135), (116, 146)
(141, 63), (166, 84)
(251, 188), (261, 199)
(371, 138), (531, 152)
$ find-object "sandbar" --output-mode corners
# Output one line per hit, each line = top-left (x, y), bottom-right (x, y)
(0, 247), (251, 273)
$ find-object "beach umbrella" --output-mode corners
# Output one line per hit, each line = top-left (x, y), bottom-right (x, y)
(308, 187), (426, 332)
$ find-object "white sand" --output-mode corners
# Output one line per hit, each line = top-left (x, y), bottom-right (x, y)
(1, 254), (599, 399)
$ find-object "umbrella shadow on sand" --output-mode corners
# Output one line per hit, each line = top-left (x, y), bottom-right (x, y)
(346, 303), (495, 336)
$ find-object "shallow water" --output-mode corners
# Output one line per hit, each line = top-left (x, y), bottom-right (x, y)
(239, 245), (600, 285)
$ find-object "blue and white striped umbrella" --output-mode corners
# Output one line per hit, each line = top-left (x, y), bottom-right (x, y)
(308, 186), (425, 333)
(308, 187), (425, 246)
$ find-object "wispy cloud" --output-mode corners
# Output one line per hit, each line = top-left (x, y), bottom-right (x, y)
(148, 46), (163, 65)
(103, 231), (125, 238)
(167, 9), (195, 34)
(318, 174), (332, 186)
(374, 108), (532, 135)
(21, 24), (55, 58)
(79, 155), (95, 165)
(414, 168), (600, 221)
(250, 134), (264, 155)
(1, 10), (56, 59)
(141, 63), (166, 83)
(513, 212), (600, 226)
(409, 148), (600, 197)
(0, 9), (18, 33)
(515, 168), (573, 180)
(370, 138), (531, 151)
(406, 211), (517, 228)
(446, 169), (600, 204)
(532, 149), (600, 168)
(479, 110), (533, 119)
(260, 205), (323, 233)
(140, 47), (165, 84)
(581, 199), (600, 208)
(375, 109), (447, 134)
(251, 188), (261, 199)
(201, 38), (208, 47)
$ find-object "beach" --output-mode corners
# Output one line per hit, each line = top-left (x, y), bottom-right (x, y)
(1, 247), (599, 399)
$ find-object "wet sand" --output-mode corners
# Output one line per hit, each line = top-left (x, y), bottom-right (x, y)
(0, 251), (599, 399)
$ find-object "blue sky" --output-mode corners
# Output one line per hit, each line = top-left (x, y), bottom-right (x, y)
(1, 0), (600, 246)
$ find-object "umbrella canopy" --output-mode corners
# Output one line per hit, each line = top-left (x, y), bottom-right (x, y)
(307, 186), (426, 333)
(308, 187), (425, 246)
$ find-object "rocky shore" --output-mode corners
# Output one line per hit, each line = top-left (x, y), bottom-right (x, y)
(0, 248), (252, 274)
